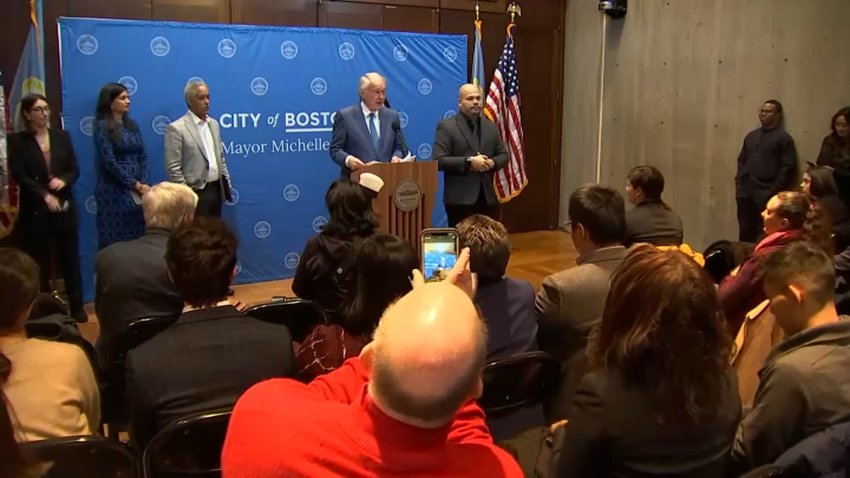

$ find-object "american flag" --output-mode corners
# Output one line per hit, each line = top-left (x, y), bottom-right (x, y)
(484, 26), (527, 203)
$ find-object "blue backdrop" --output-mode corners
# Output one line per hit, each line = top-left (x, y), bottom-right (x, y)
(58, 18), (465, 301)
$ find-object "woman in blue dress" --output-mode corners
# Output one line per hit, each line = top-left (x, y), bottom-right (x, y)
(93, 82), (151, 249)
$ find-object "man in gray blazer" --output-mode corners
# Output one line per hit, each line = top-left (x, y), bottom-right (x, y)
(536, 184), (627, 419)
(433, 84), (507, 227)
(164, 81), (232, 217)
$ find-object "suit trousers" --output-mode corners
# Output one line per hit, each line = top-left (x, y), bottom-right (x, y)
(737, 197), (764, 243)
(22, 227), (84, 315)
(195, 180), (223, 218)
(446, 186), (497, 227)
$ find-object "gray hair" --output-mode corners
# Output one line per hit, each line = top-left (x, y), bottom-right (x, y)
(142, 182), (198, 230)
(184, 81), (208, 106)
(358, 72), (386, 94)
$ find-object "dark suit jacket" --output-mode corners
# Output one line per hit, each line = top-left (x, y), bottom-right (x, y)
(125, 305), (295, 448)
(7, 129), (79, 239)
(625, 200), (684, 246)
(476, 277), (538, 359)
(330, 103), (404, 177)
(552, 368), (741, 477)
(433, 113), (508, 206)
(94, 228), (183, 352)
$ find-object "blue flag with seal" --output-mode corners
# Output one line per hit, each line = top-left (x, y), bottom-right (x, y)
(10, 0), (46, 132)
(472, 18), (485, 87)
(58, 18), (466, 301)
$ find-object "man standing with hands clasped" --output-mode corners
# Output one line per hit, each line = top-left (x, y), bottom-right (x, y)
(164, 81), (233, 217)
(434, 84), (507, 227)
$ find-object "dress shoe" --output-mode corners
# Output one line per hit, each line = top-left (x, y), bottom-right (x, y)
(72, 311), (89, 323)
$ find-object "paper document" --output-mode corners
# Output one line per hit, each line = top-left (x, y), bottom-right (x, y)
(400, 152), (416, 162)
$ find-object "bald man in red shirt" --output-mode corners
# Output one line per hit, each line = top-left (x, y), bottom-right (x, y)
(222, 250), (522, 477)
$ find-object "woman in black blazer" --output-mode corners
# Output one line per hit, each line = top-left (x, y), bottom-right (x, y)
(551, 246), (740, 477)
(7, 94), (86, 323)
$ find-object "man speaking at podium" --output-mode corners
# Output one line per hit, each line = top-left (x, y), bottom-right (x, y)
(330, 72), (405, 177)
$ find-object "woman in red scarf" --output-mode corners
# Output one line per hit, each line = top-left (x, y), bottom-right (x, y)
(719, 191), (832, 333)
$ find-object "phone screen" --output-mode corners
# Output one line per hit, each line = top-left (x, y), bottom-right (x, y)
(421, 229), (459, 282)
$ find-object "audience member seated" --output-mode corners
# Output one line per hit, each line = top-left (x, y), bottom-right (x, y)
(731, 242), (850, 473)
(719, 191), (832, 333)
(0, 248), (99, 441)
(292, 174), (382, 317)
(295, 233), (416, 381)
(457, 214), (537, 358)
(551, 246), (740, 477)
(125, 218), (295, 449)
(731, 300), (784, 408)
(624, 165), (684, 246)
(536, 184), (626, 419)
(801, 164), (838, 204)
(94, 182), (196, 358)
(222, 249), (523, 477)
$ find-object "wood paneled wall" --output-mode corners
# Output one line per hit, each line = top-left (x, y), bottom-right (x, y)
(561, 0), (850, 250)
(1, 0), (565, 233)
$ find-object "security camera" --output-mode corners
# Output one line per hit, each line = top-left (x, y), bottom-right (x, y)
(599, 0), (627, 19)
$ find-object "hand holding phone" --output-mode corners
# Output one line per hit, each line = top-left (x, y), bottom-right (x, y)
(420, 228), (459, 283)
(412, 247), (476, 297)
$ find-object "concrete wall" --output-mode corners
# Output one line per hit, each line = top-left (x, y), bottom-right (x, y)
(561, 0), (850, 249)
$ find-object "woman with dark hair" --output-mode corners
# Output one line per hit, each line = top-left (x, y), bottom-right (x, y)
(295, 233), (416, 381)
(552, 246), (739, 477)
(7, 94), (87, 323)
(719, 191), (832, 333)
(292, 176), (380, 315)
(815, 106), (850, 167)
(0, 248), (99, 441)
(801, 164), (838, 201)
(94, 82), (150, 249)
(801, 164), (849, 251)
(623, 165), (684, 246)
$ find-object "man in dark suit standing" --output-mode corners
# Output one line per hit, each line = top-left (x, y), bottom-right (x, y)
(94, 181), (196, 363)
(125, 217), (295, 449)
(434, 84), (508, 227)
(330, 72), (405, 177)
(735, 99), (798, 242)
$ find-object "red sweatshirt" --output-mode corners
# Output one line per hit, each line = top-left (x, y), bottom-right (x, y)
(222, 357), (523, 478)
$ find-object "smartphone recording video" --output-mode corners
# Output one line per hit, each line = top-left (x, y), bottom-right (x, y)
(421, 228), (459, 283)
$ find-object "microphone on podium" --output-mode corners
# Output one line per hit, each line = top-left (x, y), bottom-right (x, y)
(384, 97), (410, 156)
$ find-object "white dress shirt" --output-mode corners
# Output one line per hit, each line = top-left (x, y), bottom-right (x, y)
(190, 111), (219, 183)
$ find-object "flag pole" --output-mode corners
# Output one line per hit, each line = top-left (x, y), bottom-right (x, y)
(506, 2), (521, 36)
(475, 0), (480, 22)
(507, 2), (522, 26)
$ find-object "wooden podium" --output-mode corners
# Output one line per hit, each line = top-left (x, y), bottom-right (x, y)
(352, 161), (438, 250)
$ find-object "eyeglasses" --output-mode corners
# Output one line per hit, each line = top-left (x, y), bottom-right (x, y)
(28, 106), (50, 114)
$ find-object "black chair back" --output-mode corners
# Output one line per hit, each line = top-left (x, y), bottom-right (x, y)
(480, 351), (560, 416)
(245, 298), (326, 342)
(143, 409), (232, 478)
(100, 316), (177, 428)
(21, 435), (139, 478)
